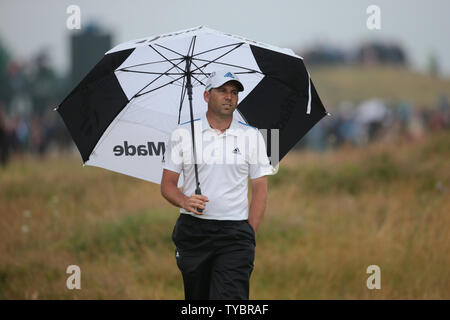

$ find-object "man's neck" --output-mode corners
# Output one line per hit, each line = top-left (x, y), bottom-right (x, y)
(206, 110), (233, 133)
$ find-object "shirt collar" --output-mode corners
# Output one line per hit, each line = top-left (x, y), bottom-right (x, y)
(201, 111), (240, 136)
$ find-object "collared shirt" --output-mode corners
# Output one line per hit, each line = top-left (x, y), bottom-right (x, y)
(163, 112), (274, 220)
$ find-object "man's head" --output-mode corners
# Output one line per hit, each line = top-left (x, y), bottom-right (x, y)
(204, 70), (244, 117)
(204, 70), (244, 93)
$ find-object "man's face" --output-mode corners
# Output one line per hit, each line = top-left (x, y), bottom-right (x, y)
(204, 81), (239, 117)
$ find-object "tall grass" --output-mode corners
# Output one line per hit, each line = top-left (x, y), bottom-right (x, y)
(1, 132), (449, 299)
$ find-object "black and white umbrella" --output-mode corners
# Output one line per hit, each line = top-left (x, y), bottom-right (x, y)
(56, 26), (328, 184)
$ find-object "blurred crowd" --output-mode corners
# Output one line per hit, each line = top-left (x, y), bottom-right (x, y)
(0, 48), (73, 167)
(0, 106), (72, 166)
(300, 94), (450, 151)
(301, 41), (408, 67)
(1, 94), (450, 167)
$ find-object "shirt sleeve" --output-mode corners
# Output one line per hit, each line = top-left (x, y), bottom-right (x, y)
(249, 129), (275, 179)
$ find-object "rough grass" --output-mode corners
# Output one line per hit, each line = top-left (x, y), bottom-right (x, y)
(1, 132), (449, 299)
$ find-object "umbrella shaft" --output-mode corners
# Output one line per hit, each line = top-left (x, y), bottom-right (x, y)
(185, 58), (201, 193)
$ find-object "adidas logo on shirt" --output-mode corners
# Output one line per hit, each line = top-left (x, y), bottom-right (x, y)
(232, 147), (241, 155)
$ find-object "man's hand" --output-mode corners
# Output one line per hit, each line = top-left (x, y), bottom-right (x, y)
(161, 169), (210, 215)
(182, 194), (209, 215)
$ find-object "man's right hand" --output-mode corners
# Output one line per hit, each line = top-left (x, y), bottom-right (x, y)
(182, 195), (209, 215)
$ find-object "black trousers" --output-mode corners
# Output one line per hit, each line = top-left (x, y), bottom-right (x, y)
(172, 214), (256, 300)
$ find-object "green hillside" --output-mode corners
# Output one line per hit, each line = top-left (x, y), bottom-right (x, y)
(309, 65), (450, 108)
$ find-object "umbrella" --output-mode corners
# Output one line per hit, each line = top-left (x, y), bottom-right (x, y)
(56, 26), (328, 187)
(355, 98), (388, 124)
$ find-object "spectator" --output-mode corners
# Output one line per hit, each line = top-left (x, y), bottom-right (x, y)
(0, 105), (10, 166)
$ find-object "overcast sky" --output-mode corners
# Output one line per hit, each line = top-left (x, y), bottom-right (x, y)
(1, 0), (449, 76)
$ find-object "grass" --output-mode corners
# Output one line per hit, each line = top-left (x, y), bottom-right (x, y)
(1, 131), (450, 299)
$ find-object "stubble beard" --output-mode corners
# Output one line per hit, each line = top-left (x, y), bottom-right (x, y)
(210, 102), (236, 119)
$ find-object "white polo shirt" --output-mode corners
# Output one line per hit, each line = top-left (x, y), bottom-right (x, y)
(162, 112), (274, 220)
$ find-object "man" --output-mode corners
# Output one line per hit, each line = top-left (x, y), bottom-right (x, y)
(0, 107), (10, 167)
(160, 70), (273, 300)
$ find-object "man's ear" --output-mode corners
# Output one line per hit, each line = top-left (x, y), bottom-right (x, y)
(203, 90), (210, 103)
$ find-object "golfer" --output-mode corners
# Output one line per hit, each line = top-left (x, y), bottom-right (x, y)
(160, 70), (273, 300)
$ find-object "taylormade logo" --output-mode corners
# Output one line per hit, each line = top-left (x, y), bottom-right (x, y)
(113, 141), (165, 156)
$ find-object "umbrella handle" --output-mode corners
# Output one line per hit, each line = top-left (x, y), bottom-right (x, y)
(195, 186), (203, 213)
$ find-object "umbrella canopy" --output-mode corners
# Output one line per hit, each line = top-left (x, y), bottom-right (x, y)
(56, 26), (328, 184)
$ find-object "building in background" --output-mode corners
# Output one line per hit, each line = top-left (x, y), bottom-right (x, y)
(70, 22), (112, 88)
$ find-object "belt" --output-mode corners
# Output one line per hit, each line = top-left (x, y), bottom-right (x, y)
(178, 213), (248, 226)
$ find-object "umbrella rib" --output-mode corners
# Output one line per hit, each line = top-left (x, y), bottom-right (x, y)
(192, 42), (245, 57)
(149, 44), (186, 75)
(190, 60), (208, 77)
(116, 58), (184, 71)
(135, 75), (186, 97)
(154, 43), (186, 58)
(132, 59), (186, 99)
(187, 35), (196, 58)
(186, 37), (206, 86)
(174, 35), (197, 125)
(118, 70), (186, 76)
(190, 43), (245, 74)
(190, 73), (206, 86)
(192, 57), (262, 74)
